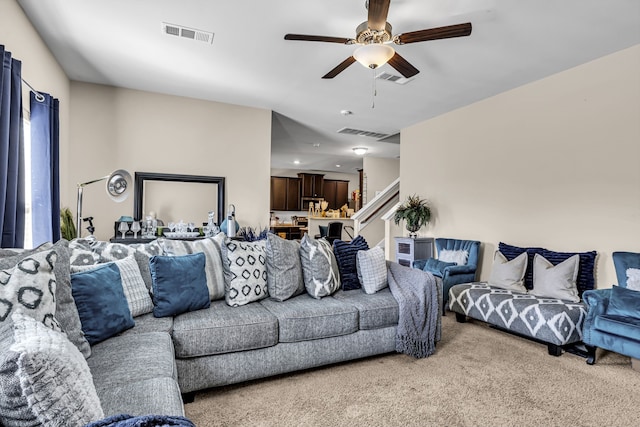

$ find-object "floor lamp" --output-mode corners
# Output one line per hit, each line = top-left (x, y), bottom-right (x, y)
(76, 169), (132, 237)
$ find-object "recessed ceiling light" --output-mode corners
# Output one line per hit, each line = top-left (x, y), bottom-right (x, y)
(313, 143), (320, 148)
(352, 147), (368, 155)
(336, 164), (341, 168)
(340, 110), (353, 116)
(293, 160), (300, 165)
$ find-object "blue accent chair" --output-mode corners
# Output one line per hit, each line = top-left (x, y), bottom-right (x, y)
(582, 251), (640, 365)
(413, 238), (481, 314)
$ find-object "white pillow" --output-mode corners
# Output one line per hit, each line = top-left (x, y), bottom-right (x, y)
(2, 312), (104, 426)
(438, 249), (469, 266)
(71, 255), (153, 317)
(356, 247), (387, 294)
(487, 251), (527, 293)
(530, 254), (580, 302)
(626, 268), (640, 291)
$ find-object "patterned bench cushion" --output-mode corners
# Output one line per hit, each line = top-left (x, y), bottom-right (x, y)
(449, 283), (586, 345)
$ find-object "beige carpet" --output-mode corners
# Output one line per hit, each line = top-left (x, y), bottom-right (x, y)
(184, 315), (638, 427)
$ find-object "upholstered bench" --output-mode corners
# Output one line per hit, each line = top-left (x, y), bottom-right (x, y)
(449, 283), (587, 355)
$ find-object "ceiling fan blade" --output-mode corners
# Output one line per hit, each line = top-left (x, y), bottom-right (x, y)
(368, 0), (391, 31)
(395, 23), (472, 45)
(322, 57), (357, 79)
(284, 34), (353, 44)
(387, 52), (419, 78)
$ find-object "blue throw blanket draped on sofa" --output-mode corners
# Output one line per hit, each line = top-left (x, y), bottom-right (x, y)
(387, 262), (439, 358)
(84, 414), (196, 427)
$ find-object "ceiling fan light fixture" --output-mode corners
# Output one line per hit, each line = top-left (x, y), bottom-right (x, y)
(353, 44), (395, 69)
(353, 147), (368, 155)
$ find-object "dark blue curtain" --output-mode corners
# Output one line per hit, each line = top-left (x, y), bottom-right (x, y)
(0, 45), (25, 248)
(30, 91), (60, 246)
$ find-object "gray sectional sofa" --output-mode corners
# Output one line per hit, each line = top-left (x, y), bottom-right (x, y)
(0, 236), (442, 425)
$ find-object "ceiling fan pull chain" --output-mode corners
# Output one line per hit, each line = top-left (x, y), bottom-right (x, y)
(371, 68), (377, 109)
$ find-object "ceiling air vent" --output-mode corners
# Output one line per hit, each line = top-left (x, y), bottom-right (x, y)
(337, 127), (390, 140)
(376, 72), (413, 85)
(161, 22), (214, 44)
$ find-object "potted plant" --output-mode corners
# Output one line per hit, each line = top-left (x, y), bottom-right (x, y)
(393, 194), (431, 238)
(60, 207), (77, 240)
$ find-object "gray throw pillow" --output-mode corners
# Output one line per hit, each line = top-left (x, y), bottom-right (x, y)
(299, 234), (340, 299)
(159, 235), (226, 300)
(0, 312), (104, 426)
(265, 233), (305, 302)
(487, 251), (528, 293)
(220, 238), (269, 307)
(530, 254), (580, 302)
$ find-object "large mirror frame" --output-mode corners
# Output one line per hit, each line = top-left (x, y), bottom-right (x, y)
(133, 172), (226, 224)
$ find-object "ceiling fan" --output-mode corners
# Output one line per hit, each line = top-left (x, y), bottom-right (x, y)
(284, 0), (472, 79)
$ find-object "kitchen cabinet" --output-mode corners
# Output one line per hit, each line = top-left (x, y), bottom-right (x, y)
(298, 173), (324, 198)
(323, 179), (349, 210)
(270, 177), (300, 211)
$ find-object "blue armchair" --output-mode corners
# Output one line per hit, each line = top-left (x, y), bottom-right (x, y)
(413, 238), (481, 314)
(582, 251), (640, 365)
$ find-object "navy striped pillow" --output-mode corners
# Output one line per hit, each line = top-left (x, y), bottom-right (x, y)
(333, 236), (369, 291)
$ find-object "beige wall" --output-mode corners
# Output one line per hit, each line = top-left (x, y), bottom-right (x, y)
(401, 45), (640, 288)
(0, 1), (71, 203)
(70, 82), (271, 240)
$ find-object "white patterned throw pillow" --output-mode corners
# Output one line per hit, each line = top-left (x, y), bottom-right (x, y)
(220, 238), (268, 307)
(71, 255), (153, 317)
(438, 249), (469, 266)
(0, 312), (104, 426)
(0, 250), (60, 330)
(530, 253), (580, 302)
(356, 246), (387, 294)
(299, 234), (341, 299)
(626, 268), (640, 291)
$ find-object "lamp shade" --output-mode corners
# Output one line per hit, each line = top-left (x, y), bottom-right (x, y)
(353, 44), (395, 69)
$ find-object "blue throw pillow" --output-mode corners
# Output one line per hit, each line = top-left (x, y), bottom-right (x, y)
(606, 285), (640, 318)
(71, 263), (134, 345)
(150, 253), (210, 317)
(332, 235), (369, 291)
(423, 258), (456, 278)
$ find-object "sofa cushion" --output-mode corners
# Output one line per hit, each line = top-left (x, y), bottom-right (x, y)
(159, 235), (226, 300)
(356, 246), (388, 294)
(150, 253), (210, 317)
(594, 315), (640, 341)
(88, 331), (177, 390)
(488, 251), (528, 293)
(0, 249), (59, 330)
(117, 313), (173, 336)
(0, 312), (103, 427)
(172, 300), (278, 357)
(260, 294), (358, 342)
(97, 377), (184, 418)
(333, 236), (369, 291)
(0, 240), (92, 358)
(530, 254), (580, 302)
(71, 255), (153, 317)
(299, 234), (340, 298)
(220, 238), (269, 307)
(71, 263), (135, 345)
(333, 288), (399, 330)
(265, 233), (305, 301)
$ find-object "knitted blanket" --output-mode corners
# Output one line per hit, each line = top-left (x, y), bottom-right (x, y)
(84, 414), (196, 427)
(387, 262), (439, 358)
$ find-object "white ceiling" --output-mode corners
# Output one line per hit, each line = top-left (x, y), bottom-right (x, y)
(17, 0), (640, 174)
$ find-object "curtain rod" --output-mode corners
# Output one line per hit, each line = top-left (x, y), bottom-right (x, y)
(21, 78), (45, 102)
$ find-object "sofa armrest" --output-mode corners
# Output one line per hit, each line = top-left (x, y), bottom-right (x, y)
(443, 264), (476, 276)
(582, 288), (612, 345)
